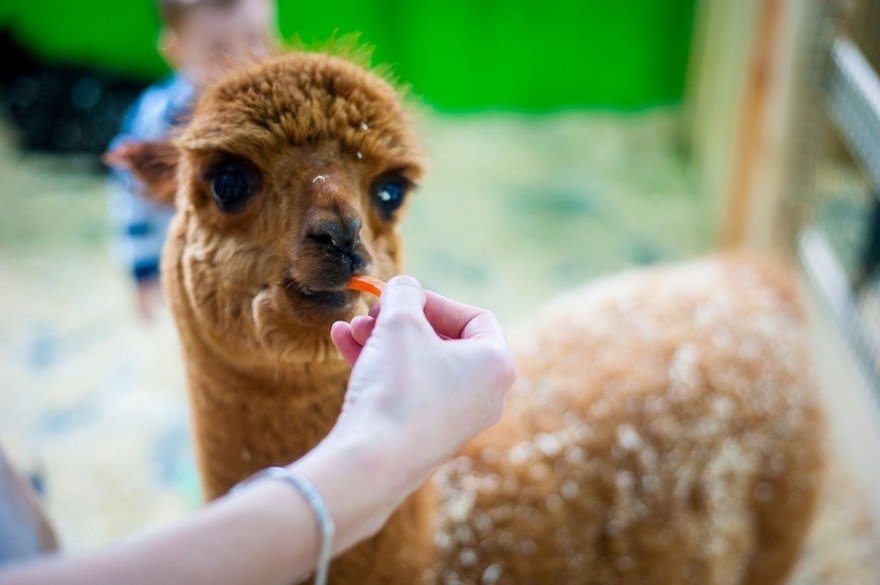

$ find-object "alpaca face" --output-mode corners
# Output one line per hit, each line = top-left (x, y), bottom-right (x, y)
(120, 53), (426, 364)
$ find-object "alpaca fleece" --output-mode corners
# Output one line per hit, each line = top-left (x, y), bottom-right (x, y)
(116, 51), (825, 584)
(428, 257), (824, 584)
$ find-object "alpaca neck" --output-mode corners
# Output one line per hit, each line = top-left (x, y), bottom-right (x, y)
(183, 341), (351, 499)
(183, 337), (438, 582)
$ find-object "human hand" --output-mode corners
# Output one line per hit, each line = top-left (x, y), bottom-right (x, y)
(328, 276), (515, 486)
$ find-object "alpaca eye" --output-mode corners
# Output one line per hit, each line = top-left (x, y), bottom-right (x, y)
(370, 173), (410, 220)
(207, 158), (261, 214)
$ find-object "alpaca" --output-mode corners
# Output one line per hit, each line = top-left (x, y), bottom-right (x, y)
(429, 257), (824, 584)
(110, 51), (825, 584)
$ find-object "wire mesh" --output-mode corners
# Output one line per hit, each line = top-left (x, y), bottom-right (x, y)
(793, 0), (880, 391)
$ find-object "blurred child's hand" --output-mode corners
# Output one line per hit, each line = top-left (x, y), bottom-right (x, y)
(135, 278), (163, 322)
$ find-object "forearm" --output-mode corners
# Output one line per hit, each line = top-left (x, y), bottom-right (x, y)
(1, 482), (316, 585)
(0, 437), (406, 585)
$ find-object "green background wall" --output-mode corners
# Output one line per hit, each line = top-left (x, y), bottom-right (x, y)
(0, 0), (696, 112)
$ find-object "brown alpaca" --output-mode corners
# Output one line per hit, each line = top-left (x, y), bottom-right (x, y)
(111, 51), (825, 585)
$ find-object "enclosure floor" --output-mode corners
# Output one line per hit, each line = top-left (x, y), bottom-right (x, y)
(0, 112), (877, 582)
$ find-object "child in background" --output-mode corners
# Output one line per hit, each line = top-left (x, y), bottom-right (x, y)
(108, 0), (277, 319)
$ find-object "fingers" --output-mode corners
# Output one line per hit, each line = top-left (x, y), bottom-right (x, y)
(459, 310), (506, 343)
(350, 315), (375, 346)
(421, 291), (479, 339)
(372, 277), (504, 344)
(330, 321), (363, 366)
(423, 291), (505, 342)
(329, 316), (374, 366)
(380, 276), (427, 311)
(376, 276), (428, 330)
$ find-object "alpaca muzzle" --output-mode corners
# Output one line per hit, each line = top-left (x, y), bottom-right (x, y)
(305, 217), (367, 275)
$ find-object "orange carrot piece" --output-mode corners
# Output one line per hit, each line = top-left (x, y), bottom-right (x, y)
(347, 275), (385, 297)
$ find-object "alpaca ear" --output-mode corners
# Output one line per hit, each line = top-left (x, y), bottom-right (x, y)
(104, 140), (180, 207)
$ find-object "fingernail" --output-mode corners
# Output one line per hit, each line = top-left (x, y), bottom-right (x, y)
(388, 275), (421, 288)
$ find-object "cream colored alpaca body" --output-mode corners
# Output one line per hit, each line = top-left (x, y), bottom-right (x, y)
(428, 258), (824, 585)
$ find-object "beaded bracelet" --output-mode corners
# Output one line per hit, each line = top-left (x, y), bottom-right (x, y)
(233, 466), (335, 585)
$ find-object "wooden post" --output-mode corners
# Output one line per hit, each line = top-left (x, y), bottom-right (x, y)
(685, 0), (812, 253)
(721, 0), (784, 247)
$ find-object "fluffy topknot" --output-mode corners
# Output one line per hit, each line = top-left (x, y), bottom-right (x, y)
(179, 52), (424, 177)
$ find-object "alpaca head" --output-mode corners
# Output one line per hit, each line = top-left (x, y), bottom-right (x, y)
(110, 52), (425, 365)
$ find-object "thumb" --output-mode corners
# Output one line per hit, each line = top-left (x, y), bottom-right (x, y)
(376, 276), (428, 326)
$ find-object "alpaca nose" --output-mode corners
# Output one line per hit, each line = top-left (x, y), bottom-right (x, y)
(305, 218), (366, 273)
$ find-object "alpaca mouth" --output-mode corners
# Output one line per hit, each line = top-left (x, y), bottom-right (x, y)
(282, 275), (352, 309)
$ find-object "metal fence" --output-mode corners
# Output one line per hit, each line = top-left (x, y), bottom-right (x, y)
(794, 0), (880, 391)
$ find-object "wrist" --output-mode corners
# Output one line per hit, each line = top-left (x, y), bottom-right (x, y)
(291, 430), (409, 552)
(325, 411), (431, 491)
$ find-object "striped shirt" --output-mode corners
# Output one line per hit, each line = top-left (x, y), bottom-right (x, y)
(107, 74), (194, 283)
